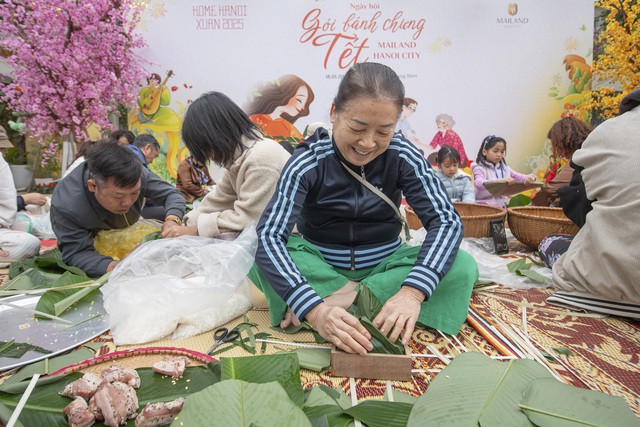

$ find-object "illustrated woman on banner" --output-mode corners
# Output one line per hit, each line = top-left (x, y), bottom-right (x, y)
(429, 113), (470, 168)
(245, 75), (315, 153)
(130, 71), (185, 179)
(396, 97), (421, 146)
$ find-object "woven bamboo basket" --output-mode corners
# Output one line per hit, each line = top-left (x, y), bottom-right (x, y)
(507, 206), (579, 249)
(405, 203), (506, 238)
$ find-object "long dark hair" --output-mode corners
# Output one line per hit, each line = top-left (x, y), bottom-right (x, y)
(476, 135), (508, 167)
(182, 91), (262, 168)
(245, 75), (315, 124)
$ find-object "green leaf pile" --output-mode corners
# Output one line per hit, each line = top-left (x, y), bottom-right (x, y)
(407, 352), (639, 427)
(507, 258), (552, 284)
(1, 351), (636, 427)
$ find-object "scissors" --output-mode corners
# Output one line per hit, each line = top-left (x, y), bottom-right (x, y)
(207, 327), (240, 353)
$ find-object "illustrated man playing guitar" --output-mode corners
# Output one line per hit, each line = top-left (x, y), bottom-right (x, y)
(139, 70), (174, 120)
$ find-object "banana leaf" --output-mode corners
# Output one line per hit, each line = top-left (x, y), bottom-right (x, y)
(517, 269), (552, 284)
(507, 259), (551, 284)
(407, 352), (553, 427)
(346, 286), (404, 354)
(170, 380), (311, 427)
(360, 318), (405, 355)
(347, 284), (383, 320)
(483, 181), (543, 197)
(35, 281), (100, 318)
(8, 249), (86, 279)
(0, 268), (61, 291)
(139, 231), (162, 244)
(277, 321), (314, 334)
(0, 400), (25, 427)
(312, 384), (353, 410)
(303, 385), (356, 427)
(309, 414), (354, 427)
(507, 194), (533, 208)
(35, 271), (109, 317)
(292, 348), (331, 372)
(0, 340), (51, 358)
(507, 258), (530, 273)
(520, 378), (640, 427)
(383, 388), (419, 404)
(344, 400), (414, 427)
(0, 363), (221, 426)
(221, 353), (304, 407)
(0, 348), (95, 391)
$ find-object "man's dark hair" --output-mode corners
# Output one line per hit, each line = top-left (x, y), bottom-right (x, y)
(108, 129), (135, 145)
(87, 143), (142, 188)
(182, 91), (262, 167)
(133, 133), (161, 151)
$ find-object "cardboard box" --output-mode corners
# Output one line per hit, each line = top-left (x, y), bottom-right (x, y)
(330, 346), (412, 381)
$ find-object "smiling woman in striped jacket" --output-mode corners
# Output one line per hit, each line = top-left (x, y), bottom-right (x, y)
(250, 63), (478, 355)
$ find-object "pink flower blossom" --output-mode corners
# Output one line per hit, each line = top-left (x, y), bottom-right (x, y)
(0, 0), (148, 158)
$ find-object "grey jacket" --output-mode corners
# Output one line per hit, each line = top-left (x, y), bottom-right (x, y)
(51, 162), (185, 277)
(435, 170), (475, 203)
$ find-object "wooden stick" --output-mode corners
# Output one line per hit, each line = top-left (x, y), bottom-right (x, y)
(6, 373), (40, 427)
(0, 281), (99, 297)
(412, 353), (516, 360)
(412, 369), (441, 374)
(478, 293), (607, 318)
(548, 352), (593, 390)
(349, 377), (362, 427)
(457, 329), (486, 353)
(437, 330), (462, 355)
(451, 334), (469, 352)
(494, 318), (566, 383)
(426, 344), (450, 365)
(385, 381), (394, 402)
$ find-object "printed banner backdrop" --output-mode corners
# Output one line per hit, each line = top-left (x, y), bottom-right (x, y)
(131, 0), (594, 182)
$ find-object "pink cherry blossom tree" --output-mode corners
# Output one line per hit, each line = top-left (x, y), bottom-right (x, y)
(0, 0), (148, 164)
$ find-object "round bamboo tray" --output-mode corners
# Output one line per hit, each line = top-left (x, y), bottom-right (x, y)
(507, 206), (579, 249)
(405, 203), (506, 238)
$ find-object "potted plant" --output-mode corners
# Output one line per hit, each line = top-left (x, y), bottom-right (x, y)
(34, 144), (61, 184)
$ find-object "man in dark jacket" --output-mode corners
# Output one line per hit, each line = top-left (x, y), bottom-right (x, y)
(51, 143), (185, 277)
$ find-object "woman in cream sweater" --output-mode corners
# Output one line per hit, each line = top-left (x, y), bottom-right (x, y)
(165, 91), (291, 238)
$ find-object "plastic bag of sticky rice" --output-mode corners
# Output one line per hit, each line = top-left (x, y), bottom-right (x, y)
(101, 224), (257, 345)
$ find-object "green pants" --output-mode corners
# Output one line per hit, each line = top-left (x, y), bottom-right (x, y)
(249, 235), (479, 335)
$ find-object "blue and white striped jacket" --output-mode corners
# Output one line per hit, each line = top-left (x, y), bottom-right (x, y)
(254, 128), (463, 322)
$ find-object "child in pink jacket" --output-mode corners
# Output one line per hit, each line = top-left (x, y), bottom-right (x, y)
(471, 135), (536, 208)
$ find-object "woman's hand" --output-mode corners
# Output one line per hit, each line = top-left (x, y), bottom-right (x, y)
(306, 303), (372, 355)
(162, 225), (198, 238)
(373, 286), (424, 345)
(22, 193), (48, 206)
